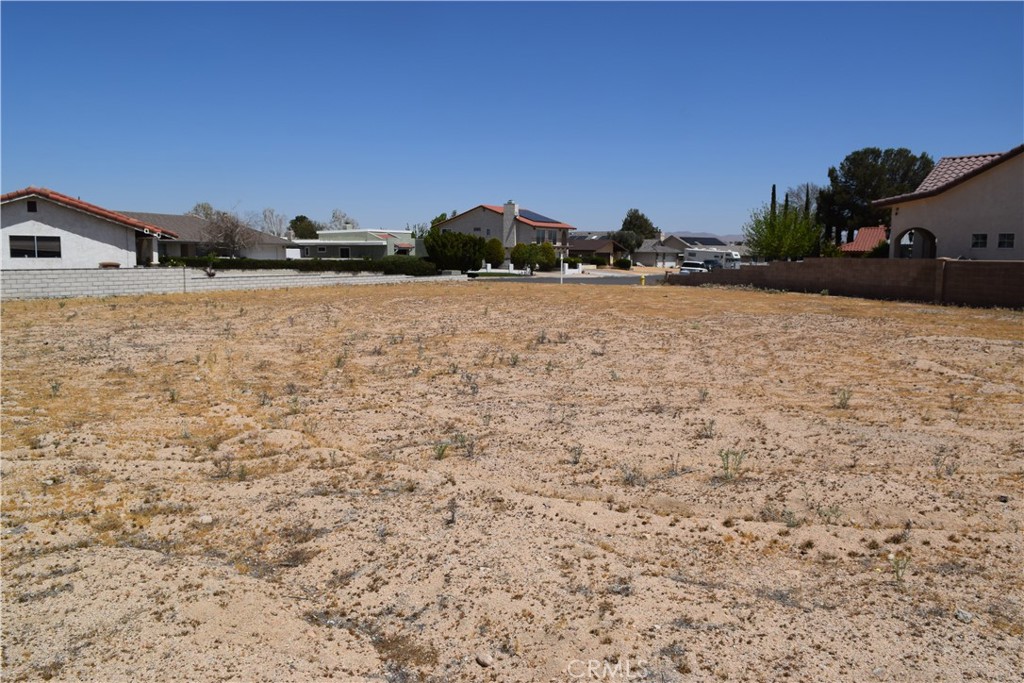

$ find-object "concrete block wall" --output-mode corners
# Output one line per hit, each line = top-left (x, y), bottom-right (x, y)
(1, 268), (465, 300)
(1, 268), (183, 299)
(665, 259), (1024, 308)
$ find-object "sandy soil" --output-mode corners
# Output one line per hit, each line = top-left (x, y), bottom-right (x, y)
(2, 281), (1022, 682)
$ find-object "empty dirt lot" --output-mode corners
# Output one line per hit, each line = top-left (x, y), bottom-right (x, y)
(2, 281), (1022, 681)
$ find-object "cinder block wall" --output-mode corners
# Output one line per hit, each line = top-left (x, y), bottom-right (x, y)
(1, 268), (463, 300)
(665, 259), (1024, 308)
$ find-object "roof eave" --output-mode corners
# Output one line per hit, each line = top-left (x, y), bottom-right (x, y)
(1, 187), (179, 239)
(873, 143), (1024, 208)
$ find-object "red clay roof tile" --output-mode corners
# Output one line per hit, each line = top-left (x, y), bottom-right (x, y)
(874, 144), (1023, 207)
(840, 226), (889, 253)
(0, 187), (178, 238)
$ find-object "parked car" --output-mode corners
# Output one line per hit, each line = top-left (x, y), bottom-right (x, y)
(678, 261), (709, 274)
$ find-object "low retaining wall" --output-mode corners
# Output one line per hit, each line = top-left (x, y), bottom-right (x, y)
(664, 259), (1024, 308)
(0, 268), (465, 300)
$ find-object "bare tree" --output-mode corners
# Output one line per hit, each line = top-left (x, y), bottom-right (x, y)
(249, 207), (288, 237)
(786, 183), (823, 219)
(202, 210), (257, 257)
(329, 208), (358, 231)
(187, 202), (216, 220)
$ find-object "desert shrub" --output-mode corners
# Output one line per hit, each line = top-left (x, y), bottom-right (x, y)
(613, 258), (632, 270)
(587, 254), (608, 266)
(718, 449), (746, 480)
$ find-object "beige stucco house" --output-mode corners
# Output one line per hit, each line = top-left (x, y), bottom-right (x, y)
(873, 144), (1023, 259)
(432, 201), (575, 256)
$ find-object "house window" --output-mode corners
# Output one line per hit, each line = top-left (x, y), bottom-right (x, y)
(9, 235), (60, 258)
(473, 227), (481, 232)
(971, 234), (987, 248)
(338, 247), (350, 258)
(302, 247), (309, 257)
(317, 246), (327, 253)
(27, 200), (37, 213)
(997, 233), (1015, 249)
(486, 228), (491, 236)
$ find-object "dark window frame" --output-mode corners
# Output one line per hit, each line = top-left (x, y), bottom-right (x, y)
(971, 233), (988, 249)
(997, 233), (1015, 249)
(27, 200), (38, 213)
(9, 235), (61, 258)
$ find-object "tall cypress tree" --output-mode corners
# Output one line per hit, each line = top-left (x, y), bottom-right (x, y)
(770, 185), (777, 229)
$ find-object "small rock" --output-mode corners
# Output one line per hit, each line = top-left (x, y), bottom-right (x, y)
(198, 514), (214, 525)
(996, 495), (1010, 503)
(475, 651), (494, 668)
(955, 608), (974, 624)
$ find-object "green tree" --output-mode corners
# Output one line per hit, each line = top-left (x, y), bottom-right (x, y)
(510, 243), (536, 270)
(608, 230), (641, 253)
(289, 215), (320, 239)
(536, 242), (557, 271)
(818, 147), (934, 242)
(423, 226), (485, 272)
(621, 208), (659, 240)
(430, 209), (458, 226)
(743, 186), (821, 261)
(483, 238), (506, 267)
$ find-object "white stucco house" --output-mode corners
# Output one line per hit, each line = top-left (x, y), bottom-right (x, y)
(432, 201), (575, 256)
(1, 187), (177, 269)
(873, 144), (1023, 259)
(1, 187), (296, 269)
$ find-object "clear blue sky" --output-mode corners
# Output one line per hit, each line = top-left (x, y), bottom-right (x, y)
(2, 1), (1021, 235)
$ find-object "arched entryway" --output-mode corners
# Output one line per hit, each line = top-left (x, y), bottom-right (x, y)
(891, 227), (937, 259)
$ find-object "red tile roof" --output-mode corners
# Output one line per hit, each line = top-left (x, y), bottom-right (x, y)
(0, 186), (178, 238)
(874, 144), (1024, 207)
(840, 226), (889, 254)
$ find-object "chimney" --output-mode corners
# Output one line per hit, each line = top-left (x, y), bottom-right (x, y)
(502, 200), (518, 248)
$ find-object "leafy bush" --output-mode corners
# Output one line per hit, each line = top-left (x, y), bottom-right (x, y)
(565, 257), (582, 268)
(613, 258), (632, 270)
(866, 240), (890, 258)
(160, 255), (438, 276)
(536, 242), (558, 271)
(510, 243), (535, 269)
(587, 254), (608, 266)
(423, 227), (486, 272)
(484, 238), (506, 267)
